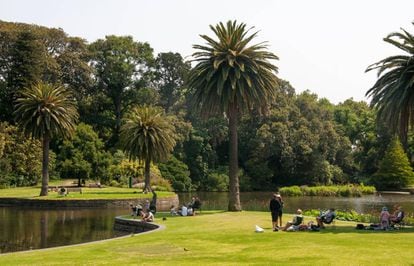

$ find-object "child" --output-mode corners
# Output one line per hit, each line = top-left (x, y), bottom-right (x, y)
(380, 206), (390, 229)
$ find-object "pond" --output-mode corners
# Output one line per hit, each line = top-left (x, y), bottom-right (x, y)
(1, 192), (413, 254)
(177, 192), (414, 214)
(0, 207), (128, 254)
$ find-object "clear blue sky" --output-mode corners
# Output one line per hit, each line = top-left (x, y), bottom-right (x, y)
(1, 0), (413, 103)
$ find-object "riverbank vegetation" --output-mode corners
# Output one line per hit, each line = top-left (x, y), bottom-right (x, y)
(1, 20), (414, 202)
(1, 211), (414, 265)
(279, 184), (376, 197)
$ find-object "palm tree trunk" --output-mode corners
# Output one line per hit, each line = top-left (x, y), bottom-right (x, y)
(228, 103), (241, 211)
(40, 132), (50, 196)
(144, 157), (152, 193)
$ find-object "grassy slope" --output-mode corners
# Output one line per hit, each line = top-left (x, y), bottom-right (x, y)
(1, 211), (413, 265)
(0, 187), (175, 199)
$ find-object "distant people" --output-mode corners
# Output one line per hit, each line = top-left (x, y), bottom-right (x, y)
(130, 203), (142, 218)
(190, 196), (202, 214)
(390, 205), (405, 225)
(144, 199), (150, 212)
(276, 194), (284, 227)
(140, 210), (154, 222)
(150, 191), (157, 214)
(187, 206), (194, 216)
(379, 206), (390, 229)
(269, 193), (283, 231)
(316, 208), (336, 228)
(179, 205), (188, 216)
(282, 209), (304, 231)
(170, 205), (178, 216)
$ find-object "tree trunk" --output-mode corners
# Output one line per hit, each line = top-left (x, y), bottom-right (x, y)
(228, 103), (241, 211)
(144, 157), (152, 193)
(40, 132), (50, 196)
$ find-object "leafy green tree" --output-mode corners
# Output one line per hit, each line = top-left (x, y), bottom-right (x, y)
(58, 123), (111, 186)
(0, 21), (92, 123)
(158, 155), (192, 192)
(153, 52), (190, 113)
(0, 122), (45, 187)
(366, 22), (414, 143)
(188, 20), (279, 211)
(120, 106), (176, 192)
(89, 36), (154, 146)
(14, 82), (78, 196)
(373, 137), (414, 190)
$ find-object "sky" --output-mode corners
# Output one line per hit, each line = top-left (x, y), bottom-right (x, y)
(1, 0), (413, 104)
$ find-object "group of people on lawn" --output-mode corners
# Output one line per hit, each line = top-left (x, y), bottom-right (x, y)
(170, 196), (201, 216)
(130, 195), (202, 222)
(378, 205), (405, 229)
(269, 193), (336, 232)
(269, 192), (405, 232)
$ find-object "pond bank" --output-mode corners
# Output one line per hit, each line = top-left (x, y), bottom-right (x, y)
(0, 194), (179, 209)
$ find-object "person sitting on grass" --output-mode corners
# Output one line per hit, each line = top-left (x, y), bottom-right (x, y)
(282, 209), (304, 231)
(316, 208), (336, 228)
(140, 210), (154, 222)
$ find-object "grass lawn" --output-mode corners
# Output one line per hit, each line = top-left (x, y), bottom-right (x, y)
(0, 186), (175, 200)
(0, 211), (413, 265)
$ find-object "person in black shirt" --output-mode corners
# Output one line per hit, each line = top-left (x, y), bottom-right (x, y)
(269, 193), (283, 231)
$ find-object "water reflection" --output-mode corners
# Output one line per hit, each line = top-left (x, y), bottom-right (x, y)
(177, 192), (414, 214)
(0, 207), (128, 254)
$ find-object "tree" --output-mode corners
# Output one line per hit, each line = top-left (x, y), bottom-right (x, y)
(0, 21), (92, 123)
(188, 21), (279, 211)
(89, 36), (154, 146)
(120, 106), (176, 192)
(373, 137), (414, 190)
(58, 123), (111, 186)
(158, 155), (192, 192)
(366, 22), (414, 144)
(153, 52), (190, 113)
(14, 82), (78, 196)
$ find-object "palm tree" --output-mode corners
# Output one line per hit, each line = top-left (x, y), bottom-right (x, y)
(120, 106), (176, 192)
(188, 21), (279, 211)
(366, 22), (414, 144)
(14, 82), (78, 196)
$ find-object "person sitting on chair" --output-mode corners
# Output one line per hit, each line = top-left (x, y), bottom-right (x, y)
(282, 209), (304, 231)
(316, 208), (336, 228)
(390, 205), (404, 226)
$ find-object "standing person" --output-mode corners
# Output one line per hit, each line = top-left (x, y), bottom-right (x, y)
(379, 206), (390, 229)
(149, 191), (157, 214)
(269, 193), (282, 231)
(276, 194), (284, 228)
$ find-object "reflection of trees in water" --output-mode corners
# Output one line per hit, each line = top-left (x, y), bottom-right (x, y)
(0, 207), (126, 253)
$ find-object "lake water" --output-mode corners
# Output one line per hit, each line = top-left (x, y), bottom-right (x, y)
(0, 207), (128, 254)
(1, 192), (413, 253)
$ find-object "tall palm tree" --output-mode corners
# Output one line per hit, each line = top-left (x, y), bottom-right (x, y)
(120, 106), (176, 192)
(14, 82), (78, 196)
(366, 22), (414, 144)
(188, 21), (279, 211)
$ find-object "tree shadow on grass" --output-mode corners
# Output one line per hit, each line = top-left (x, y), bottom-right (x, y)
(317, 225), (414, 234)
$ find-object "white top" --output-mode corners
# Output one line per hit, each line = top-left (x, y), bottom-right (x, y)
(181, 206), (188, 216)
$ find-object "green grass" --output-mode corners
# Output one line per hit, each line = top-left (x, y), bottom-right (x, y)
(1, 211), (414, 265)
(0, 186), (175, 200)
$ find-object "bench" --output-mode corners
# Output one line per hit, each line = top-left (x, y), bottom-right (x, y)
(66, 187), (82, 193)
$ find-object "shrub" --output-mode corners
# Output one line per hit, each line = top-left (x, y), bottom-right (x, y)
(279, 184), (376, 197)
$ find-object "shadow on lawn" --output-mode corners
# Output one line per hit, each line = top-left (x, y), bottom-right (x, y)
(317, 225), (414, 234)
